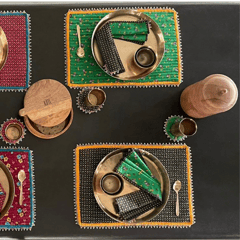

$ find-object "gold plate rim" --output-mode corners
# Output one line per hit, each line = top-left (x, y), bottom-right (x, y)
(91, 9), (165, 81)
(0, 160), (15, 220)
(92, 148), (170, 223)
(0, 26), (8, 71)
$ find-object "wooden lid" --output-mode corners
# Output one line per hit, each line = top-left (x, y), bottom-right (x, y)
(203, 74), (238, 110)
(19, 79), (72, 127)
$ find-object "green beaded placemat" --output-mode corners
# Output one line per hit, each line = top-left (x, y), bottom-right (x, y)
(66, 8), (182, 88)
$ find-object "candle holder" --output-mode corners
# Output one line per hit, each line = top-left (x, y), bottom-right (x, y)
(164, 115), (197, 142)
(0, 118), (26, 145)
(77, 88), (106, 114)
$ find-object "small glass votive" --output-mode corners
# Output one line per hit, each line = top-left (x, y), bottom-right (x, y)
(134, 47), (156, 68)
(85, 88), (106, 107)
(101, 173), (123, 195)
(170, 118), (197, 138)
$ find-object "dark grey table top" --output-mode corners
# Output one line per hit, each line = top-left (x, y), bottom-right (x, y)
(0, 3), (238, 239)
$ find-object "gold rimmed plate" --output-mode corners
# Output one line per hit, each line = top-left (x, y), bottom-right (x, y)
(0, 160), (15, 219)
(91, 9), (165, 81)
(0, 26), (8, 71)
(93, 148), (170, 223)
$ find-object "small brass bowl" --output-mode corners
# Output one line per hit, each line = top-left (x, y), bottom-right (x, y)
(85, 88), (106, 107)
(5, 123), (23, 141)
(101, 173), (123, 195)
(171, 118), (198, 138)
(134, 47), (156, 68)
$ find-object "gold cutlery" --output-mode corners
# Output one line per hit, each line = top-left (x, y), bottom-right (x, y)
(76, 25), (85, 58)
(18, 170), (26, 205)
(173, 180), (181, 216)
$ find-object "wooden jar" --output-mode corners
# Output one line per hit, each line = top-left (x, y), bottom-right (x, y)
(19, 79), (73, 139)
(180, 74), (238, 118)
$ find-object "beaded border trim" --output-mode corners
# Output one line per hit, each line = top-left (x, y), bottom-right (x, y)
(76, 88), (104, 114)
(0, 118), (26, 145)
(73, 143), (195, 229)
(0, 11), (31, 92)
(64, 7), (183, 89)
(163, 115), (186, 142)
(0, 147), (36, 231)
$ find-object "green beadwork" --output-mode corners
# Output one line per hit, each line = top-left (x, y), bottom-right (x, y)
(68, 11), (179, 85)
(109, 21), (149, 43)
(117, 151), (162, 200)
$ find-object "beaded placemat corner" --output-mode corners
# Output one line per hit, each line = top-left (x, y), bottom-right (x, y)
(65, 7), (183, 88)
(74, 143), (195, 229)
(0, 11), (31, 91)
(0, 147), (35, 231)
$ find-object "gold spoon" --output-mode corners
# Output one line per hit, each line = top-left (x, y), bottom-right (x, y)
(18, 170), (26, 205)
(173, 180), (181, 216)
(76, 25), (85, 58)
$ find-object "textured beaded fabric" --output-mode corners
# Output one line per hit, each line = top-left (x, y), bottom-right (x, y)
(74, 144), (195, 228)
(0, 12), (31, 91)
(66, 8), (182, 88)
(95, 23), (125, 76)
(0, 148), (35, 231)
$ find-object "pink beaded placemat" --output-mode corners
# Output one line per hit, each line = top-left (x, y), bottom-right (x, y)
(0, 148), (35, 231)
(0, 11), (31, 91)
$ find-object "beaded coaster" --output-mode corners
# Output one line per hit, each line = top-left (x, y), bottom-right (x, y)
(0, 119), (26, 145)
(164, 115), (185, 142)
(0, 11), (31, 91)
(76, 88), (104, 114)
(0, 148), (35, 231)
(74, 143), (195, 229)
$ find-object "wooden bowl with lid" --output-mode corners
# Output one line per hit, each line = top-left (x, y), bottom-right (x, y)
(19, 79), (73, 139)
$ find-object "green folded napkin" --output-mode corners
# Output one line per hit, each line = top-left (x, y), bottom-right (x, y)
(109, 21), (149, 45)
(116, 150), (162, 200)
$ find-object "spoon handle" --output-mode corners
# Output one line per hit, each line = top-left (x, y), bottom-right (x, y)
(77, 25), (81, 46)
(176, 191), (179, 216)
(19, 182), (23, 205)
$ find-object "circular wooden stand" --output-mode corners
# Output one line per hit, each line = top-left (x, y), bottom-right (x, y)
(19, 79), (73, 139)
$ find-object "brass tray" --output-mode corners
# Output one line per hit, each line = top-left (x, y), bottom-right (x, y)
(91, 9), (165, 81)
(93, 148), (170, 223)
(0, 26), (8, 71)
(0, 160), (15, 219)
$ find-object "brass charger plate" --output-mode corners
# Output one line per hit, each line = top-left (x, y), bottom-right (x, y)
(93, 148), (170, 223)
(91, 9), (165, 81)
(0, 26), (8, 71)
(0, 160), (15, 219)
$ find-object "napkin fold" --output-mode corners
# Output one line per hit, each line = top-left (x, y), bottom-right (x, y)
(114, 190), (161, 221)
(95, 23), (125, 76)
(116, 149), (162, 200)
(109, 21), (150, 45)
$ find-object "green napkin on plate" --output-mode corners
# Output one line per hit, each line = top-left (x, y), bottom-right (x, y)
(109, 21), (150, 45)
(116, 149), (162, 200)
